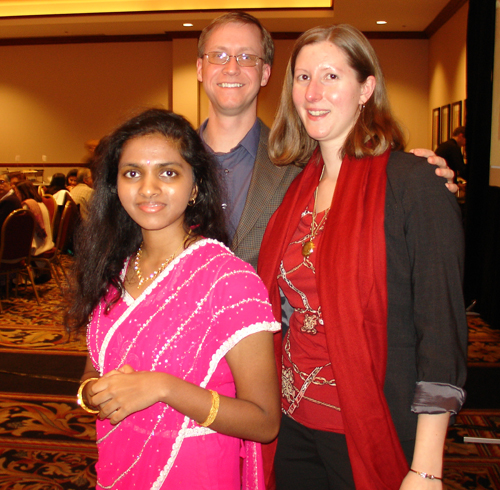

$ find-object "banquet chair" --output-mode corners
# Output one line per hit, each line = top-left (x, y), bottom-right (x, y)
(0, 209), (40, 312)
(51, 192), (74, 242)
(41, 194), (57, 239)
(34, 200), (79, 291)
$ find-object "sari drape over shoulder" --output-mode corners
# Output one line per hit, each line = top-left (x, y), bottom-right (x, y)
(87, 239), (280, 490)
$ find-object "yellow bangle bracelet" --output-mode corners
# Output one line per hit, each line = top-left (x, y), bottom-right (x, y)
(199, 389), (220, 427)
(77, 377), (100, 414)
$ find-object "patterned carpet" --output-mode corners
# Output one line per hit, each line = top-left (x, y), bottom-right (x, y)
(444, 410), (500, 489)
(0, 260), (499, 489)
(467, 316), (500, 367)
(0, 256), (86, 355)
(0, 393), (97, 490)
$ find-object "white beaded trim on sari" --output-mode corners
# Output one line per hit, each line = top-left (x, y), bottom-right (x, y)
(152, 321), (278, 489)
(91, 239), (278, 489)
(97, 239), (236, 373)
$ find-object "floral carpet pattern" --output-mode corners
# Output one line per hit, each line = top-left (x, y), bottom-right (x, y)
(444, 409), (500, 489)
(0, 256), (87, 355)
(0, 393), (97, 490)
(1, 263), (499, 488)
(467, 316), (500, 367)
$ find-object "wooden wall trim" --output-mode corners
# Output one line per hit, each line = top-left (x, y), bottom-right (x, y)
(425, 0), (468, 38)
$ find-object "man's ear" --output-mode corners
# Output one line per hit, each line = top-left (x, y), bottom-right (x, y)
(196, 58), (204, 83)
(260, 64), (272, 87)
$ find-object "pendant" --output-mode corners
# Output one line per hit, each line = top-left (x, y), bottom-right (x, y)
(301, 314), (318, 335)
(302, 241), (315, 257)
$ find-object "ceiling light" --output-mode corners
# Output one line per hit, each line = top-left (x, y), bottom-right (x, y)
(183, 23), (193, 27)
(376, 21), (387, 25)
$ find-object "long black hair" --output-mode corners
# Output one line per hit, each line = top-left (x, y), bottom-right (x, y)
(65, 108), (229, 332)
(46, 173), (67, 195)
(15, 181), (42, 203)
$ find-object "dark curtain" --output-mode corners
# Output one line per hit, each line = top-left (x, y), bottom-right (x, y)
(464, 0), (499, 327)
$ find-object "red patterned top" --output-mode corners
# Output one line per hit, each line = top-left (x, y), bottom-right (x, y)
(277, 194), (344, 433)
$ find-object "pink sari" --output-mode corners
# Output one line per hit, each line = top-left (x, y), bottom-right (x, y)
(87, 239), (279, 490)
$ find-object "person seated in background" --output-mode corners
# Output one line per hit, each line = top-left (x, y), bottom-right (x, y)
(70, 168), (93, 219)
(9, 171), (27, 187)
(14, 181), (55, 285)
(0, 172), (22, 230)
(14, 181), (55, 257)
(66, 169), (78, 192)
(46, 173), (71, 205)
(45, 172), (75, 240)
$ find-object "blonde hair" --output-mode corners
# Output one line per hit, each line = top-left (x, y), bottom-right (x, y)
(269, 24), (405, 165)
(198, 11), (274, 66)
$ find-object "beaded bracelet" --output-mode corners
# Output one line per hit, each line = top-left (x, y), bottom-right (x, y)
(77, 377), (100, 414)
(199, 389), (220, 427)
(410, 469), (442, 481)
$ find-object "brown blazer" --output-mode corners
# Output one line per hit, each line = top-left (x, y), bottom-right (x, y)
(231, 120), (302, 270)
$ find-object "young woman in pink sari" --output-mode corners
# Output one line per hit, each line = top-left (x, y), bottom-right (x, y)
(66, 108), (281, 490)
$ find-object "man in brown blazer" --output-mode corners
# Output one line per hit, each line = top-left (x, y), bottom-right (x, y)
(196, 12), (300, 270)
(196, 12), (455, 270)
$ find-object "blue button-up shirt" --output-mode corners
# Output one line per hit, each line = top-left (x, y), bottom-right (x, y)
(200, 119), (260, 240)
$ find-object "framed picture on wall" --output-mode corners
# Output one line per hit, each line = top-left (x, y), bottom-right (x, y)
(451, 101), (462, 132)
(432, 107), (441, 151)
(463, 99), (467, 126)
(440, 104), (451, 143)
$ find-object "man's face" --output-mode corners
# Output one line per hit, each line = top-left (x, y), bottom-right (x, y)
(196, 22), (271, 118)
(0, 175), (11, 199)
(10, 176), (22, 186)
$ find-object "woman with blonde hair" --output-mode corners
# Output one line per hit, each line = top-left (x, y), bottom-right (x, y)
(260, 24), (467, 490)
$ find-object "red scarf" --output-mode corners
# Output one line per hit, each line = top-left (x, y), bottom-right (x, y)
(258, 149), (408, 489)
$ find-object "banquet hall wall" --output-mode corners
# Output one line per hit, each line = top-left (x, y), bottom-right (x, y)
(0, 4), (467, 178)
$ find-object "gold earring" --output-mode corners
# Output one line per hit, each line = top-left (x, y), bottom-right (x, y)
(188, 197), (196, 206)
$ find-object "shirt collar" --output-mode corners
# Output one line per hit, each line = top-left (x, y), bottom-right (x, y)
(199, 118), (260, 159)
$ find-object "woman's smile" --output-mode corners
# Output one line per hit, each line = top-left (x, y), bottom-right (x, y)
(137, 200), (166, 213)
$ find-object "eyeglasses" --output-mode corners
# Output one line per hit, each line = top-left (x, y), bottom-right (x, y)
(204, 52), (263, 67)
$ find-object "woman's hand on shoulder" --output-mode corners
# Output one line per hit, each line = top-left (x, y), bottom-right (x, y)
(410, 148), (458, 193)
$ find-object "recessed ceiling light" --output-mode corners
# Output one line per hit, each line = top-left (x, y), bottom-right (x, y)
(377, 21), (387, 25)
(183, 23), (193, 27)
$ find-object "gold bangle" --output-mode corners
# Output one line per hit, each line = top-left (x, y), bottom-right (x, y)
(77, 377), (100, 414)
(199, 389), (220, 427)
(409, 469), (442, 481)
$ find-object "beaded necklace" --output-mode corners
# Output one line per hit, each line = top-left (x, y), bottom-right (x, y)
(134, 234), (188, 288)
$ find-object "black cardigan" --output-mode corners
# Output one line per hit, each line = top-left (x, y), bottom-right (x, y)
(383, 151), (467, 461)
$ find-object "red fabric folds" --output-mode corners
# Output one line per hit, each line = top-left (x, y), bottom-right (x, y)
(258, 149), (409, 489)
